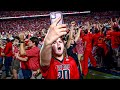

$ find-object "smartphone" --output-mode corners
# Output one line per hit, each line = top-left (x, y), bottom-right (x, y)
(50, 11), (64, 25)
(50, 11), (67, 49)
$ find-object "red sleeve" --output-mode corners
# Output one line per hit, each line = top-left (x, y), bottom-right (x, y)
(111, 32), (120, 36)
(4, 43), (10, 55)
(17, 55), (27, 61)
(40, 65), (50, 78)
(40, 58), (54, 78)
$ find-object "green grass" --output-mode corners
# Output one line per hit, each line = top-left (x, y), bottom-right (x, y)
(84, 69), (120, 79)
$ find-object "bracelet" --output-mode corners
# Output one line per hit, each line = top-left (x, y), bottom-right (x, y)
(20, 41), (24, 43)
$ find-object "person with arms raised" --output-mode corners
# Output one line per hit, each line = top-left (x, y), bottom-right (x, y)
(40, 17), (80, 79)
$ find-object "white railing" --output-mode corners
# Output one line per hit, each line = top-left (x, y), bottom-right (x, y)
(0, 11), (90, 20)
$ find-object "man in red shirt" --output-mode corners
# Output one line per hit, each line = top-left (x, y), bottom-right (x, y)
(18, 35), (40, 79)
(106, 26), (120, 68)
(16, 53), (32, 79)
(82, 31), (97, 76)
(3, 38), (13, 77)
(92, 28), (109, 68)
(81, 22), (97, 77)
(40, 17), (80, 79)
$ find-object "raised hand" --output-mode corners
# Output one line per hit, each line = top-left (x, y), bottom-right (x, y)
(19, 33), (25, 41)
(44, 17), (67, 45)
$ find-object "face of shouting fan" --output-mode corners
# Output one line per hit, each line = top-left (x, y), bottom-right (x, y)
(52, 38), (64, 57)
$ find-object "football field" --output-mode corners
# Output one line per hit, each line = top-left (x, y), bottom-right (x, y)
(85, 69), (120, 79)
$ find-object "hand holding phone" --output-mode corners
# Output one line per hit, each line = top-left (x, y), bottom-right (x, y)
(50, 11), (64, 25)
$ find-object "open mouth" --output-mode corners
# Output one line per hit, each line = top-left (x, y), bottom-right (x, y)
(58, 47), (61, 51)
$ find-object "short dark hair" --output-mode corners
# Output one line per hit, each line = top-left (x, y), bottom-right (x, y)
(6, 38), (10, 42)
(84, 29), (88, 34)
(30, 37), (39, 46)
(113, 26), (119, 31)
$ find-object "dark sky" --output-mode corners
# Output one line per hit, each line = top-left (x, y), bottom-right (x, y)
(0, 0), (119, 11)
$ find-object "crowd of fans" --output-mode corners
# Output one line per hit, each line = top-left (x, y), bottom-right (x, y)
(0, 11), (119, 33)
(0, 11), (120, 79)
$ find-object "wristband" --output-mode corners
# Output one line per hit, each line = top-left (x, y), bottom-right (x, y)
(20, 41), (24, 43)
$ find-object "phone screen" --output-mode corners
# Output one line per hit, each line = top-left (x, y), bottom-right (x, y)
(50, 11), (64, 25)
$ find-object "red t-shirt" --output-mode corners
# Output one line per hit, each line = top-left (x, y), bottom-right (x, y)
(82, 32), (93, 50)
(4, 42), (13, 57)
(40, 56), (80, 79)
(26, 46), (40, 71)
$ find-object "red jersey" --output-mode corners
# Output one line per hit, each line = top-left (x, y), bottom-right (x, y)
(40, 56), (80, 79)
(26, 46), (40, 71)
(4, 42), (13, 57)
